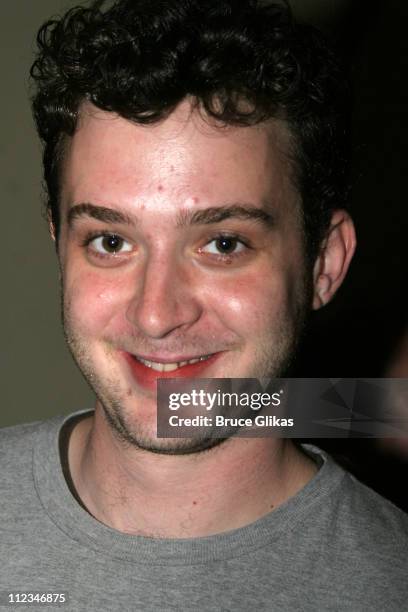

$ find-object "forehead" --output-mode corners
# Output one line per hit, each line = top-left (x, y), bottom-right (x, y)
(61, 101), (298, 215)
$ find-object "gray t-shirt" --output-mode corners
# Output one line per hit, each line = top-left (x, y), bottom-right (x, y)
(0, 410), (407, 611)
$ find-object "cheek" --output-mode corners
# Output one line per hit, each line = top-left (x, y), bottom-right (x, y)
(64, 269), (131, 335)
(203, 267), (294, 332)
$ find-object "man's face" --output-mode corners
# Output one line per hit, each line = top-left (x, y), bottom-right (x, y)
(58, 101), (311, 452)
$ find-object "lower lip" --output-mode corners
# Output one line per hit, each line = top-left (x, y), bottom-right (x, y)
(122, 352), (222, 391)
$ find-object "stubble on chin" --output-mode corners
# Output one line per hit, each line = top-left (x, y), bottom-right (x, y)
(98, 392), (229, 456)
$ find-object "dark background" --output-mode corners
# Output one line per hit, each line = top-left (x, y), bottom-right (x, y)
(302, 0), (408, 378)
(298, 0), (408, 512)
(1, 1), (407, 509)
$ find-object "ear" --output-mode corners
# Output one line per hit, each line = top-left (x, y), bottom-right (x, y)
(312, 210), (356, 310)
(47, 209), (57, 243)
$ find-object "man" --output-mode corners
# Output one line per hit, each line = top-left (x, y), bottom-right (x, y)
(1, 1), (407, 610)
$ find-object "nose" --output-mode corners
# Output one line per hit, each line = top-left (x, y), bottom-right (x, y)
(126, 254), (203, 339)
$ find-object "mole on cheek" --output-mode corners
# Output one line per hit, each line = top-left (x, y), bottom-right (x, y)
(157, 184), (164, 192)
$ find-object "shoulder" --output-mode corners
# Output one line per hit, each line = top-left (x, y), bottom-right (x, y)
(314, 452), (408, 582)
(0, 413), (81, 526)
(305, 445), (408, 538)
(0, 411), (87, 462)
(294, 447), (408, 607)
(0, 419), (52, 520)
(0, 420), (44, 465)
(336, 472), (408, 606)
(335, 468), (408, 547)
(0, 415), (68, 490)
(302, 445), (408, 563)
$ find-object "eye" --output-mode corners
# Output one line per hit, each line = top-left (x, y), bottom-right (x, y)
(88, 234), (133, 255)
(202, 236), (247, 256)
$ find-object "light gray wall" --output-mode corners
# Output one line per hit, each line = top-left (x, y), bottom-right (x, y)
(1, 1), (94, 427)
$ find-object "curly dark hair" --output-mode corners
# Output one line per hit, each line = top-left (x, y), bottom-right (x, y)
(30, 0), (350, 263)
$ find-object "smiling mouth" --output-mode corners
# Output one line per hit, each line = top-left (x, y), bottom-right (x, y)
(122, 351), (222, 391)
(135, 354), (213, 372)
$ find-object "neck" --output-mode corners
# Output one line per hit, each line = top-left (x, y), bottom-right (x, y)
(68, 407), (317, 538)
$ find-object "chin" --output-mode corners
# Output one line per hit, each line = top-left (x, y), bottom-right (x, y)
(101, 405), (225, 455)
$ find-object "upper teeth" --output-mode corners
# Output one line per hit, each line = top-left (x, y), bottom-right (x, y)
(137, 356), (210, 372)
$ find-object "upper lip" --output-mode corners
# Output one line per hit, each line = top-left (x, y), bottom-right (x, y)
(126, 352), (218, 364)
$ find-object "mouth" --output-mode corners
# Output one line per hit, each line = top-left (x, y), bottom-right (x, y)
(122, 352), (222, 391)
(136, 355), (212, 372)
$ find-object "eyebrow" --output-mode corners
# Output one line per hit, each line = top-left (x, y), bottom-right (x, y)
(67, 202), (275, 229)
(67, 203), (135, 227)
(176, 205), (275, 228)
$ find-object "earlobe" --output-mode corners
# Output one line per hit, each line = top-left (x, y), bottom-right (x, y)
(312, 210), (356, 310)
